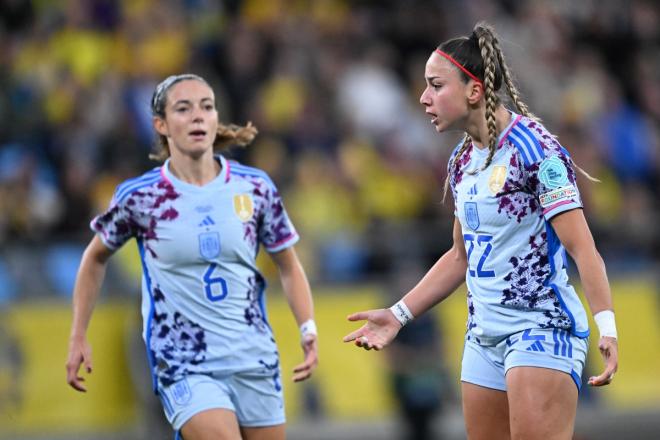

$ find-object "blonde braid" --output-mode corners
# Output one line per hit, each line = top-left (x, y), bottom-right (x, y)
(490, 36), (539, 121)
(489, 27), (598, 182)
(476, 30), (499, 172)
(442, 134), (472, 202)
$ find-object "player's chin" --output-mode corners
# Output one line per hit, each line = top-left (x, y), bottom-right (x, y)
(433, 122), (447, 133)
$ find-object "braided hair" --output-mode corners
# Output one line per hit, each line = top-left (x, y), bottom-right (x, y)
(439, 22), (594, 201)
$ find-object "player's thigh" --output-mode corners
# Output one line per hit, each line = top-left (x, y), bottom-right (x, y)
(462, 382), (510, 440)
(461, 335), (510, 440)
(241, 423), (286, 440)
(180, 408), (241, 440)
(506, 366), (577, 440)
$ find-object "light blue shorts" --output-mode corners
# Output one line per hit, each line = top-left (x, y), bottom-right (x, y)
(461, 328), (588, 392)
(158, 369), (285, 431)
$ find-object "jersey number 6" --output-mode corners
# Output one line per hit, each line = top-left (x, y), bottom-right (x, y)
(203, 263), (228, 302)
(463, 233), (496, 278)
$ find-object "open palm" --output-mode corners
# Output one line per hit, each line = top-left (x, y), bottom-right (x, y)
(343, 308), (402, 351)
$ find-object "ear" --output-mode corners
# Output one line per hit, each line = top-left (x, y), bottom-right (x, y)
(153, 116), (168, 137)
(466, 80), (484, 105)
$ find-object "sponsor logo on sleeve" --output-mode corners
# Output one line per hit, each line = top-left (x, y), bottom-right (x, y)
(539, 156), (569, 189)
(539, 185), (577, 208)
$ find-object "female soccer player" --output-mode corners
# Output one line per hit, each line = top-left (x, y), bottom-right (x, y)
(66, 74), (318, 440)
(344, 23), (618, 440)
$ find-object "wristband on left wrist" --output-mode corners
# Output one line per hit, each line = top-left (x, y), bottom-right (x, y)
(300, 319), (317, 341)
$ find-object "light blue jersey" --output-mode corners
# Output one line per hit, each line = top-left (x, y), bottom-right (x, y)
(91, 155), (298, 391)
(450, 113), (589, 345)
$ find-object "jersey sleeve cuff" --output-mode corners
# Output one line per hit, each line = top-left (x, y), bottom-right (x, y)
(89, 219), (120, 251)
(542, 201), (582, 220)
(265, 233), (300, 253)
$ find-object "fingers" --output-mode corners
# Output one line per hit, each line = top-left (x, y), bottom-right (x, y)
(292, 350), (318, 382)
(354, 335), (381, 351)
(66, 349), (92, 392)
(346, 311), (370, 322)
(66, 361), (88, 392)
(292, 361), (313, 382)
(588, 369), (615, 387)
(84, 355), (93, 374)
(68, 376), (88, 392)
(342, 328), (365, 343)
(589, 338), (618, 387)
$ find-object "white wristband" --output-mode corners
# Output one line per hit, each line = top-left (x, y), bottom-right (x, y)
(300, 319), (317, 340)
(390, 300), (414, 327)
(594, 310), (617, 339)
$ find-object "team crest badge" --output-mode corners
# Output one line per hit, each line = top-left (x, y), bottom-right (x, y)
(171, 379), (192, 405)
(464, 202), (480, 230)
(198, 231), (221, 260)
(488, 165), (507, 194)
(233, 194), (254, 222)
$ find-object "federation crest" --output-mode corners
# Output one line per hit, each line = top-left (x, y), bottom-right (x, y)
(464, 202), (480, 231)
(488, 165), (507, 194)
(233, 194), (254, 222)
(171, 378), (192, 405)
(198, 231), (221, 260)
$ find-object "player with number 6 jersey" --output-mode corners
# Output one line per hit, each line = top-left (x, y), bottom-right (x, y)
(92, 155), (297, 384)
(66, 74), (317, 440)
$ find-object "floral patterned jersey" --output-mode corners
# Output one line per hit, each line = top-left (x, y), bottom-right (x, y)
(450, 113), (589, 345)
(92, 155), (298, 390)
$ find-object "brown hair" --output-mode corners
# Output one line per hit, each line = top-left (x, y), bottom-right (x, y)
(438, 22), (595, 200)
(149, 74), (258, 162)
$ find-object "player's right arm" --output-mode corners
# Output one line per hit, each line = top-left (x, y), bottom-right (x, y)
(65, 235), (114, 392)
(343, 218), (467, 350)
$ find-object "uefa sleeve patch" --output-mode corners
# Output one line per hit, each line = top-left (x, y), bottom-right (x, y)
(538, 156), (569, 189)
(539, 185), (578, 208)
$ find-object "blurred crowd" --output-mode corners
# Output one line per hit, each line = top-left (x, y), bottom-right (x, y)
(0, 0), (658, 301)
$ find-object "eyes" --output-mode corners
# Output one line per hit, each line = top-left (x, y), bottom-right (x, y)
(173, 103), (216, 113)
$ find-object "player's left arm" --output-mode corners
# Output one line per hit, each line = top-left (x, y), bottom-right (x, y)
(270, 246), (318, 382)
(550, 208), (618, 386)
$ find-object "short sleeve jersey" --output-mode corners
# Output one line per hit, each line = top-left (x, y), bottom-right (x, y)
(91, 155), (299, 389)
(450, 113), (589, 345)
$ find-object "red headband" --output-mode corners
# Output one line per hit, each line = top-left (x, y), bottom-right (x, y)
(434, 49), (483, 86)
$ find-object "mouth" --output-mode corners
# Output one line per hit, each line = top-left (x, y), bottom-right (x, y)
(188, 129), (207, 140)
(426, 112), (438, 125)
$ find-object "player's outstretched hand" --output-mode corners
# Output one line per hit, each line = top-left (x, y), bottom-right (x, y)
(66, 335), (93, 392)
(588, 336), (618, 387)
(343, 309), (402, 351)
(293, 333), (318, 382)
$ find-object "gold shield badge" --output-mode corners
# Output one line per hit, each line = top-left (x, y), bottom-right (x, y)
(488, 165), (507, 194)
(233, 194), (254, 222)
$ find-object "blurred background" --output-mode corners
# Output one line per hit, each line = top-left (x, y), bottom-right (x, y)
(0, 0), (658, 439)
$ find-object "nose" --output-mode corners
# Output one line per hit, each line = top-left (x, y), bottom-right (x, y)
(192, 105), (205, 122)
(419, 87), (430, 106)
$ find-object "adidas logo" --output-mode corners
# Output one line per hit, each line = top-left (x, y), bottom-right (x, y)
(526, 341), (545, 352)
(198, 215), (215, 227)
(468, 184), (478, 196)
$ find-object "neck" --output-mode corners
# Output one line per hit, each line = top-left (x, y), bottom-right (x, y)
(168, 150), (220, 186)
(465, 105), (511, 150)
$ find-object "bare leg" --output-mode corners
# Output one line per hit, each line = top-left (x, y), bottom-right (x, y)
(506, 366), (577, 440)
(242, 424), (286, 440)
(462, 382), (510, 440)
(180, 408), (242, 440)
